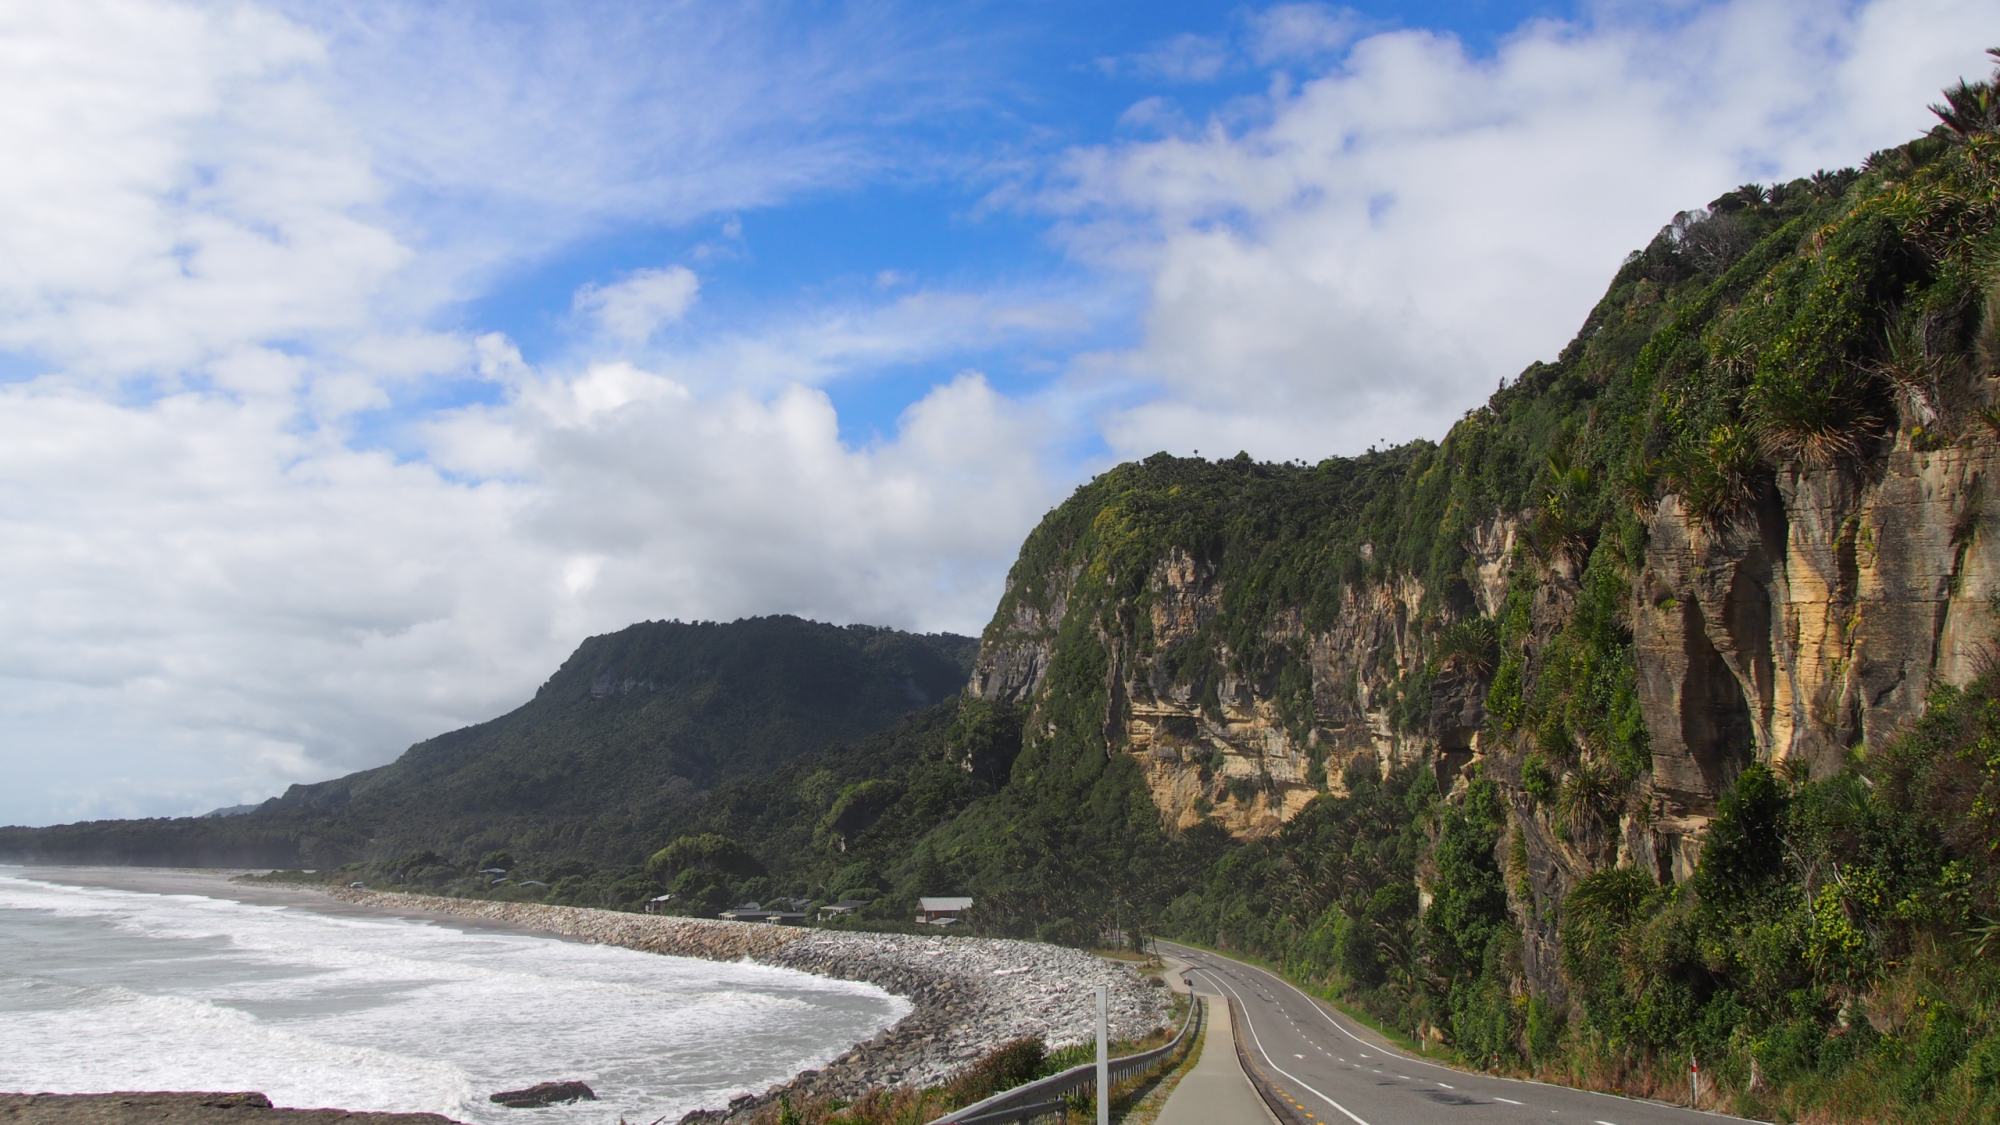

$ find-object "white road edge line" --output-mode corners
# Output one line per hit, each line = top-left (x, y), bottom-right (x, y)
(1161, 941), (1724, 1119)
(1192, 967), (1374, 1125)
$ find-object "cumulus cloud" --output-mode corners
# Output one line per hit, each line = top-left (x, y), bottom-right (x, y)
(574, 266), (701, 344)
(1049, 0), (2000, 462)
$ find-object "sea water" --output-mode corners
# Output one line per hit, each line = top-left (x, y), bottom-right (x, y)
(0, 870), (908, 1122)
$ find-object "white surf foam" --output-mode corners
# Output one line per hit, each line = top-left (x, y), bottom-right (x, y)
(0, 871), (908, 1123)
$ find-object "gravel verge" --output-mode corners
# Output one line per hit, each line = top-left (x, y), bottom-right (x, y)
(305, 888), (1171, 1123)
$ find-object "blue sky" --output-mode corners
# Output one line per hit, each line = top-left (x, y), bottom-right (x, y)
(442, 0), (1584, 445)
(0, 0), (1993, 824)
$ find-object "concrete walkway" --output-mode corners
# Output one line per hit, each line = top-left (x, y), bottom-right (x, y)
(1157, 960), (1277, 1125)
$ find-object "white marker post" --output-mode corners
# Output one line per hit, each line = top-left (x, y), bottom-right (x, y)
(1690, 1054), (1700, 1108)
(1096, 986), (1110, 1125)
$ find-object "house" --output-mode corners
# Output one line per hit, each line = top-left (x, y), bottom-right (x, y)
(719, 901), (808, 924)
(818, 898), (870, 920)
(916, 897), (973, 925)
(644, 894), (675, 914)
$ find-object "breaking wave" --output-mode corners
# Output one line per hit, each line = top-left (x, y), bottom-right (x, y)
(0, 871), (906, 1122)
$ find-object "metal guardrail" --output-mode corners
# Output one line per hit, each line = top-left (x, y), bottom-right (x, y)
(926, 996), (1205, 1125)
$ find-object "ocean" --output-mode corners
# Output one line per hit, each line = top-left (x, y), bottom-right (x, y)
(0, 869), (908, 1122)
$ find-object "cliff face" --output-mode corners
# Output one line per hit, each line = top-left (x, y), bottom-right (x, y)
(970, 442), (2000, 821)
(970, 429), (2000, 1008)
(1625, 444), (2000, 879)
(965, 119), (2000, 1018)
(973, 545), (1442, 837)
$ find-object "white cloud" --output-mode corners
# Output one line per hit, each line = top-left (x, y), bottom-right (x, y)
(618, 285), (1105, 400)
(1101, 33), (1233, 84)
(1048, 0), (2000, 462)
(1246, 4), (1362, 64)
(0, 0), (1057, 824)
(573, 266), (701, 344)
(0, 1), (406, 382)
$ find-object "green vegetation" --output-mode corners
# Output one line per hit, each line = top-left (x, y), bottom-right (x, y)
(0, 615), (975, 877)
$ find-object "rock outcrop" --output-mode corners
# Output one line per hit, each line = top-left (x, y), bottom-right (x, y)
(487, 1083), (594, 1109)
(0, 1093), (459, 1125)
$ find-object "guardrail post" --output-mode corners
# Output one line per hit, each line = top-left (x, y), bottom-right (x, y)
(1095, 986), (1109, 1125)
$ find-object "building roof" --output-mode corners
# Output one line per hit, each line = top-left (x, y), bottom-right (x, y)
(719, 908), (808, 923)
(918, 897), (973, 912)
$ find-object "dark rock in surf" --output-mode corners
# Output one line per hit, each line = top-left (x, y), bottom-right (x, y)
(487, 1083), (595, 1109)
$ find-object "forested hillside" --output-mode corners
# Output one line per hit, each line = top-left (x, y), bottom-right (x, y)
(0, 616), (975, 870)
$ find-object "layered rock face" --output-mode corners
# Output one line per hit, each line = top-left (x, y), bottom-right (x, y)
(972, 521), (1516, 841)
(968, 438), (2000, 900)
(1629, 439), (2000, 881)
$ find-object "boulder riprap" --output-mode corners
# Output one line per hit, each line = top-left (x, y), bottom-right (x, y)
(487, 1083), (595, 1109)
(309, 887), (1171, 1124)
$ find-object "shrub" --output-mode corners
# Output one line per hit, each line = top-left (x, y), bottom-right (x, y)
(945, 1038), (1047, 1107)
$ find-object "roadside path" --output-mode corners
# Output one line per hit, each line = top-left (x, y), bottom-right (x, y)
(1155, 941), (1733, 1125)
(1153, 965), (1276, 1125)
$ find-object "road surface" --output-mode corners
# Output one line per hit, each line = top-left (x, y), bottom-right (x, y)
(1155, 940), (1733, 1125)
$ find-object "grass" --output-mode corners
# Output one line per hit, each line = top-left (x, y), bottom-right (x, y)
(1113, 1019), (1205, 1125)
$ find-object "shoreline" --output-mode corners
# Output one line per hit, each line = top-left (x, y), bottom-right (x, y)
(302, 886), (1172, 1123)
(1, 867), (1172, 1124)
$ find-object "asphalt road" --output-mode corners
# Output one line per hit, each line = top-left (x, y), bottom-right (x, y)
(1155, 941), (1734, 1125)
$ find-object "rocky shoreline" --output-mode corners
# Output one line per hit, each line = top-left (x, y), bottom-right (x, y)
(0, 1092), (457, 1125)
(306, 888), (1171, 1123)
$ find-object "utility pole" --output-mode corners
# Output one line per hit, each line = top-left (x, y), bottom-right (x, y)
(1097, 985), (1109, 1125)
